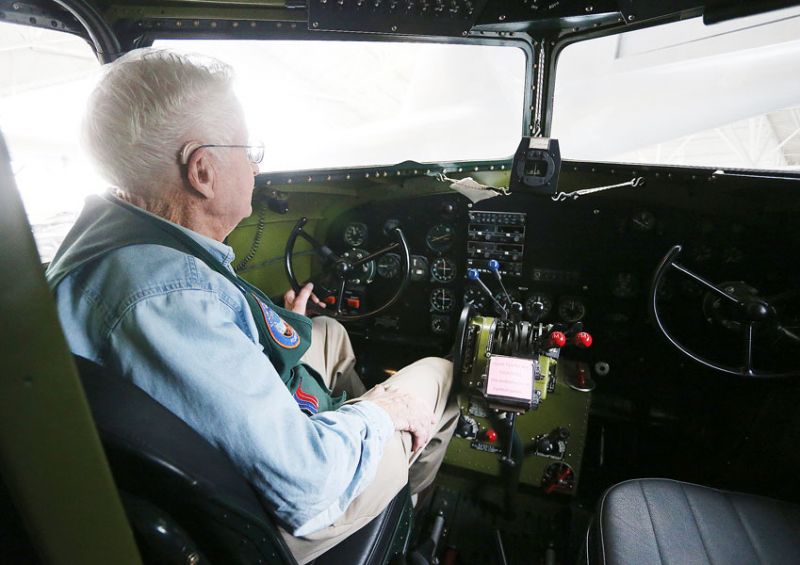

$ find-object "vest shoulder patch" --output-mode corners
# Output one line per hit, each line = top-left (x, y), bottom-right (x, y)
(255, 297), (301, 349)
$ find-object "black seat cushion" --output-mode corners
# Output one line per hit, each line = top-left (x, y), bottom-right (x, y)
(315, 482), (412, 565)
(590, 478), (800, 565)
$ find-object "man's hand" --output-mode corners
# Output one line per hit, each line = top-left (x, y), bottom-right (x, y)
(360, 384), (437, 453)
(283, 283), (325, 316)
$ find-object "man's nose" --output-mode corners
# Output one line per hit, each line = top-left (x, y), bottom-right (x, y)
(251, 162), (260, 175)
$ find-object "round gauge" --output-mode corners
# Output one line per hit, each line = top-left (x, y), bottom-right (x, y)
(557, 297), (586, 323)
(343, 222), (368, 247)
(464, 285), (487, 310)
(430, 288), (455, 313)
(410, 255), (429, 282)
(631, 210), (656, 232)
(426, 224), (455, 253)
(525, 294), (553, 318)
(430, 316), (450, 335)
(494, 289), (521, 315)
(431, 257), (457, 283)
(341, 248), (375, 284)
(377, 253), (401, 279)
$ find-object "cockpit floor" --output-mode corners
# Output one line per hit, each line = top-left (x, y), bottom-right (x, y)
(413, 467), (591, 565)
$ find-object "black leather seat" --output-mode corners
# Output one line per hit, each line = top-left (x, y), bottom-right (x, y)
(76, 356), (413, 564)
(587, 478), (800, 565)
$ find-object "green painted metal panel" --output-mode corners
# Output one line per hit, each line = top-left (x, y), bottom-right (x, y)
(443, 359), (591, 492)
(0, 137), (141, 564)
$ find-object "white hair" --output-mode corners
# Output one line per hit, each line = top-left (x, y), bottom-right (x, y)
(82, 48), (242, 195)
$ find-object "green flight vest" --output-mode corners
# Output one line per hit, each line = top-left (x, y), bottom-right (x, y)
(46, 193), (344, 415)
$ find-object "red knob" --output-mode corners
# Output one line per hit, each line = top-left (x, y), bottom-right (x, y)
(549, 331), (567, 348)
(484, 429), (498, 444)
(573, 332), (593, 348)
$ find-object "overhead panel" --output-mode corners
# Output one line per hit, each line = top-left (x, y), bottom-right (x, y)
(307, 0), (489, 36)
(477, 0), (619, 26)
(475, 0), (705, 27)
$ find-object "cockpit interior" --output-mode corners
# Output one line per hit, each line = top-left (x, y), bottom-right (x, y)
(3, 1), (800, 564)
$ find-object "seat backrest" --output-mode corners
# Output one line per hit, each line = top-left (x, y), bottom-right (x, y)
(74, 356), (299, 564)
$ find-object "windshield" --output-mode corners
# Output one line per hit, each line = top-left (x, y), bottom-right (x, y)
(153, 39), (527, 171)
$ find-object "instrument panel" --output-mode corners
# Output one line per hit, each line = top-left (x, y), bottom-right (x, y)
(327, 194), (597, 345)
(324, 169), (800, 375)
(321, 167), (800, 500)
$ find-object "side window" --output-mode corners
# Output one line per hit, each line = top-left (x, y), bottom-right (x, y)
(0, 22), (103, 261)
(551, 6), (800, 171)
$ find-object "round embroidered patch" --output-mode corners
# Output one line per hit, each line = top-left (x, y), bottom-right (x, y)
(256, 299), (300, 349)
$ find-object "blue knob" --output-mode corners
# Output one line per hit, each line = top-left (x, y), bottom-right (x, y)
(488, 259), (501, 272)
(467, 268), (480, 281)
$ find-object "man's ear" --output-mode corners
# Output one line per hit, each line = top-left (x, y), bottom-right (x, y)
(184, 144), (216, 200)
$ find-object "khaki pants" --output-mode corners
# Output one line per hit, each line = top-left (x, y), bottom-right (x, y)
(280, 316), (459, 563)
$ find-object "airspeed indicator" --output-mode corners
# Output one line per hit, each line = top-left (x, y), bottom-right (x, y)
(426, 224), (455, 252)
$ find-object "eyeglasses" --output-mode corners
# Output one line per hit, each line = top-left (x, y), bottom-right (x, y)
(179, 142), (265, 165)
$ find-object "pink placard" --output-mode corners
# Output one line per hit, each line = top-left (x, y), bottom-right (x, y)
(486, 355), (534, 401)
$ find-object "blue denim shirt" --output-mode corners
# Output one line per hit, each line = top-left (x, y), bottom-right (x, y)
(51, 199), (394, 536)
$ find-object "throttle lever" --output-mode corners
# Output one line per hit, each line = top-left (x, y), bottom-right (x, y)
(488, 259), (513, 306)
(467, 268), (508, 318)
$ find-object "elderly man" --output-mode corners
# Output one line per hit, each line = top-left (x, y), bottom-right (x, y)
(46, 48), (458, 563)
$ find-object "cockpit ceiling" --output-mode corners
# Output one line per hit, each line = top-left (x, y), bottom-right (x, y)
(97, 0), (699, 35)
(10, 0), (800, 43)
